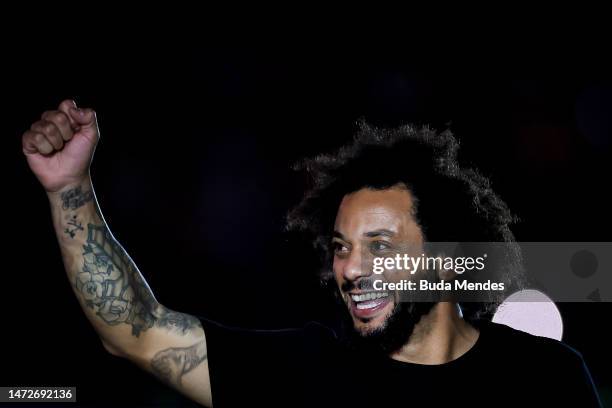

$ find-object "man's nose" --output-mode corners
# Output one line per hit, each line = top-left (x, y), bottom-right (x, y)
(342, 250), (371, 282)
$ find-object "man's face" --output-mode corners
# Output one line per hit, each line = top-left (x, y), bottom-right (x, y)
(332, 186), (424, 337)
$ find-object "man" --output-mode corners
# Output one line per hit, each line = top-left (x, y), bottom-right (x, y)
(22, 100), (601, 407)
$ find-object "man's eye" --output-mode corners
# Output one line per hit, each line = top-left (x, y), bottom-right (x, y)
(333, 242), (349, 254)
(370, 241), (392, 252)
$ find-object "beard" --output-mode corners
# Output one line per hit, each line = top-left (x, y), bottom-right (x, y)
(340, 299), (437, 356)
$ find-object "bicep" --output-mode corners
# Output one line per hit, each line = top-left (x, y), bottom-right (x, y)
(129, 311), (212, 407)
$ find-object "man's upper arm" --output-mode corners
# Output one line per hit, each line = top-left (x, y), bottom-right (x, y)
(128, 309), (212, 407)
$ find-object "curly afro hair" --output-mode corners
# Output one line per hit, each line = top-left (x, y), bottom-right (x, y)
(286, 120), (525, 320)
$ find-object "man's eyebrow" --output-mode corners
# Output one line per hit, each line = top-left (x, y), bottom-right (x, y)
(332, 231), (346, 240)
(364, 229), (396, 238)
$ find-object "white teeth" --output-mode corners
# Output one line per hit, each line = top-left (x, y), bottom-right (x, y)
(356, 299), (385, 310)
(350, 292), (389, 302)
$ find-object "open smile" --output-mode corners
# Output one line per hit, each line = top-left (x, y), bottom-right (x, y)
(349, 291), (392, 319)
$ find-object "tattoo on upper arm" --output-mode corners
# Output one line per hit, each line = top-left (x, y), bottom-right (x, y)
(75, 222), (201, 337)
(151, 339), (207, 387)
(156, 310), (202, 333)
(61, 186), (94, 210)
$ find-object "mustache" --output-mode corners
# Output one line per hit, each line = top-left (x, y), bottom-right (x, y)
(341, 278), (379, 292)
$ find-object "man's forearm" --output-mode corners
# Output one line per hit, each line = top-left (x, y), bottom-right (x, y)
(23, 101), (212, 406)
(48, 177), (200, 354)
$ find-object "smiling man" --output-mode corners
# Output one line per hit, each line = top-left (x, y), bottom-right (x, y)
(22, 100), (601, 407)
(328, 186), (474, 361)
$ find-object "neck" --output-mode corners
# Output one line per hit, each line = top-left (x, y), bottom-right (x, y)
(389, 302), (479, 365)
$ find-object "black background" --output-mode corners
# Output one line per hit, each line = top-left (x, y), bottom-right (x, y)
(4, 42), (612, 406)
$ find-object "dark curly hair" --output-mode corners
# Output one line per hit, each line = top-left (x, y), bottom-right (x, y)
(286, 120), (525, 320)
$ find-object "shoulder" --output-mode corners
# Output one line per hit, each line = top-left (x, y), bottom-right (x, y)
(479, 321), (601, 406)
(479, 320), (586, 368)
(193, 317), (337, 406)
(196, 315), (336, 351)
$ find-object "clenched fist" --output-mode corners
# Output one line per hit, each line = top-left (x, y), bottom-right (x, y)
(22, 99), (99, 193)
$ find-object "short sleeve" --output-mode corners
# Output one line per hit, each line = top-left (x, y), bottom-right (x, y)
(197, 316), (334, 407)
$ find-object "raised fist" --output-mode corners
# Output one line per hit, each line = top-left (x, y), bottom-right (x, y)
(22, 99), (99, 192)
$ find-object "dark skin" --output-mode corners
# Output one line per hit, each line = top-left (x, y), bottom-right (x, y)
(332, 185), (479, 364)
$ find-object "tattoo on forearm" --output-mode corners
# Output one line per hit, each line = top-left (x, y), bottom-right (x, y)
(61, 186), (94, 210)
(64, 215), (84, 238)
(151, 340), (207, 387)
(75, 223), (200, 336)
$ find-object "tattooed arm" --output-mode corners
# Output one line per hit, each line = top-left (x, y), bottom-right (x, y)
(23, 101), (212, 407)
(48, 180), (212, 405)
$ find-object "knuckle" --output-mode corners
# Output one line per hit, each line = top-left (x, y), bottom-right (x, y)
(43, 122), (57, 135)
(22, 130), (34, 143)
(60, 99), (76, 109)
(30, 120), (43, 131)
(33, 132), (46, 143)
(52, 111), (68, 125)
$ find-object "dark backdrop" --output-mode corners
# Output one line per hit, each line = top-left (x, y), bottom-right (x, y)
(4, 44), (612, 406)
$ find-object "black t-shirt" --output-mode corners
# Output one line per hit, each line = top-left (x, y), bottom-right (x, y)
(199, 317), (601, 407)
